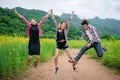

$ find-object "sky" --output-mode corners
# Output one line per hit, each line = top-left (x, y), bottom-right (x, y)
(0, 0), (120, 20)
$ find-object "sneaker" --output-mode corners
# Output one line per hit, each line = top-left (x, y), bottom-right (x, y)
(73, 64), (76, 70)
(34, 61), (38, 68)
(55, 67), (59, 74)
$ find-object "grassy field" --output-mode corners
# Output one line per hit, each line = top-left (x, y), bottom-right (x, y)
(0, 36), (56, 79)
(69, 39), (120, 74)
(87, 40), (120, 74)
(0, 36), (120, 79)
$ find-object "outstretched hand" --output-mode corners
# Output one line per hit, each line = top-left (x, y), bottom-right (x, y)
(15, 8), (22, 17)
(15, 8), (18, 14)
(50, 9), (53, 15)
(50, 9), (55, 19)
(72, 11), (74, 15)
(47, 9), (51, 14)
(69, 11), (74, 20)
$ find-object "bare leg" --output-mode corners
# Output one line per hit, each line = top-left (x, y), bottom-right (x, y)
(34, 55), (39, 68)
(64, 48), (73, 60)
(54, 48), (60, 74)
(27, 55), (32, 66)
(54, 48), (60, 68)
(64, 48), (77, 70)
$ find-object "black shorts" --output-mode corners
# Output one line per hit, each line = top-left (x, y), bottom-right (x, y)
(57, 42), (68, 50)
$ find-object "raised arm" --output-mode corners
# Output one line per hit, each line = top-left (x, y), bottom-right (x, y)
(15, 8), (22, 17)
(66, 11), (74, 31)
(15, 8), (30, 25)
(38, 10), (50, 27)
(50, 9), (58, 28)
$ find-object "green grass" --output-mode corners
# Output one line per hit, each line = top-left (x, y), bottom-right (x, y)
(68, 40), (86, 48)
(87, 40), (120, 72)
(69, 39), (120, 74)
(0, 36), (56, 79)
(0, 36), (120, 79)
(101, 40), (120, 73)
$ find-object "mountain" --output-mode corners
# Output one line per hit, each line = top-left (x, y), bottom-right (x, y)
(0, 7), (26, 36)
(60, 13), (81, 26)
(0, 7), (82, 39)
(0, 7), (120, 39)
(89, 16), (120, 38)
(60, 14), (120, 39)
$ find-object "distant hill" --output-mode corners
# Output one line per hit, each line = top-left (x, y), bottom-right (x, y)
(0, 7), (120, 39)
(89, 17), (120, 38)
(0, 7), (82, 39)
(60, 14), (120, 39)
(60, 13), (81, 26)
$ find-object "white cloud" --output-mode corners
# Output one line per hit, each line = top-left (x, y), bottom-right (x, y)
(0, 0), (120, 20)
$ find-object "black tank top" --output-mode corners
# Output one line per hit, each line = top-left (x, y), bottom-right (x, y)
(57, 30), (65, 41)
(29, 24), (39, 43)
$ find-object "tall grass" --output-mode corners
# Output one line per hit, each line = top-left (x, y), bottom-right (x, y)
(102, 40), (120, 72)
(0, 36), (56, 79)
(68, 40), (86, 48)
(69, 39), (120, 73)
(0, 35), (120, 79)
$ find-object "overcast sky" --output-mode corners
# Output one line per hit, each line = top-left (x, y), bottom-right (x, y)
(0, 0), (120, 20)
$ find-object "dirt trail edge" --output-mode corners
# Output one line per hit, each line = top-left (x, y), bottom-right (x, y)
(23, 49), (120, 80)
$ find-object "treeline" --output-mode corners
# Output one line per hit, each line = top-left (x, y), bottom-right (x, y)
(0, 7), (82, 40)
(0, 7), (26, 36)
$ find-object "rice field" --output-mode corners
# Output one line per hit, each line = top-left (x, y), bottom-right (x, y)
(0, 36), (120, 79)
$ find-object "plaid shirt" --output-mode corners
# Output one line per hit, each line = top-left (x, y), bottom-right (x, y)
(82, 25), (100, 44)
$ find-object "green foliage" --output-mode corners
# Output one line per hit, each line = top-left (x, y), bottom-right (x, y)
(101, 34), (116, 40)
(0, 7), (82, 40)
(85, 40), (120, 73)
(102, 40), (120, 70)
(89, 17), (120, 39)
(0, 35), (120, 79)
(1, 7), (120, 40)
(0, 7), (26, 36)
(61, 14), (120, 39)
(0, 36), (56, 79)
(68, 39), (120, 73)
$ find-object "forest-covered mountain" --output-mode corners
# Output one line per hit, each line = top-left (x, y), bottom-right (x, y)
(0, 7), (120, 39)
(60, 13), (120, 39)
(0, 7), (82, 39)
(89, 17), (120, 38)
(60, 13), (81, 26)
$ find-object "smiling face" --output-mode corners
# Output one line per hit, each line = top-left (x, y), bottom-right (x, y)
(58, 22), (67, 30)
(31, 19), (37, 25)
(61, 22), (67, 29)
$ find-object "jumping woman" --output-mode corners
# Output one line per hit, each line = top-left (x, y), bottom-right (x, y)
(50, 9), (74, 74)
(15, 9), (50, 68)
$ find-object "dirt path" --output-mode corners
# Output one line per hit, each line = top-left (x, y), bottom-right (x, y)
(23, 49), (120, 80)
